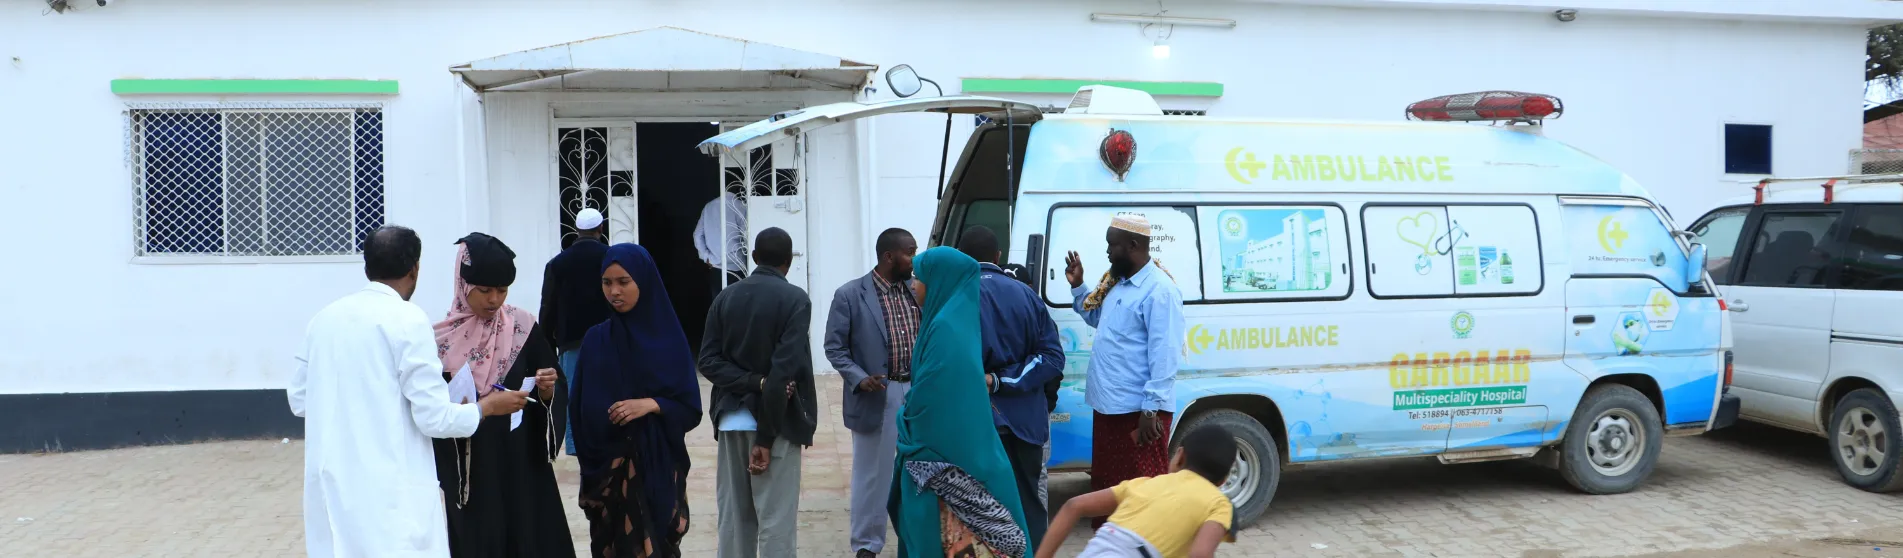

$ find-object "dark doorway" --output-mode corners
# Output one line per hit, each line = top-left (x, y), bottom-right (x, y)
(635, 122), (721, 347)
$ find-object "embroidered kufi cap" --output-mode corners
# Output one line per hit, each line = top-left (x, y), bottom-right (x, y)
(1110, 214), (1152, 237)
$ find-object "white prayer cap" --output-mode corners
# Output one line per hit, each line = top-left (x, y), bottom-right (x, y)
(575, 208), (605, 231)
(1110, 214), (1152, 237)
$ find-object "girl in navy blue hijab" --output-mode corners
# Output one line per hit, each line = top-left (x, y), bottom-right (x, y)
(573, 244), (703, 558)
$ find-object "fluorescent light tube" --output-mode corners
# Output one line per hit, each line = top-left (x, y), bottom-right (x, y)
(1090, 13), (1237, 28)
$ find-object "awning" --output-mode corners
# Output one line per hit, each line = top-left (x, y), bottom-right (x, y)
(450, 27), (877, 93)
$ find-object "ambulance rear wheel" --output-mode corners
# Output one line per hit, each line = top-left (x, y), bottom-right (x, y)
(1559, 384), (1663, 494)
(1174, 409), (1279, 526)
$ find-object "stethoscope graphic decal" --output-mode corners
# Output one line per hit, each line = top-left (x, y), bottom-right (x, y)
(1397, 212), (1468, 275)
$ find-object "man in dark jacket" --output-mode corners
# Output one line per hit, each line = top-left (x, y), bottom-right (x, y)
(698, 227), (815, 558)
(958, 225), (1065, 548)
(540, 207), (614, 455)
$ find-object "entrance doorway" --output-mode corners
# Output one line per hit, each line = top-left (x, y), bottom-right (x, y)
(555, 121), (721, 345)
(552, 119), (814, 347)
(636, 122), (720, 346)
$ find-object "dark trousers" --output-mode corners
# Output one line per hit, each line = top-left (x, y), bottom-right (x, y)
(999, 427), (1048, 551)
(709, 267), (746, 297)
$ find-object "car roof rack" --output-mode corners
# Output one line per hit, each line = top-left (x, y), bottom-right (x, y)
(1740, 173), (1903, 205)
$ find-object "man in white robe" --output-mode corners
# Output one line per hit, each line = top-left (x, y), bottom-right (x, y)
(288, 225), (529, 558)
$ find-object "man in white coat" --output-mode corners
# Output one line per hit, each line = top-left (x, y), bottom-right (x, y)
(289, 225), (530, 558)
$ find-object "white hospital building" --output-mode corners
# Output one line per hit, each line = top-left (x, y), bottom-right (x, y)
(2, 0), (1896, 450)
(1231, 211), (1332, 292)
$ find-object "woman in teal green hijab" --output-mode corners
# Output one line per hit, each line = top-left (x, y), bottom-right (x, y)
(890, 247), (1031, 558)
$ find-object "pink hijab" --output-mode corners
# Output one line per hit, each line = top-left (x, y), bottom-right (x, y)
(435, 243), (535, 395)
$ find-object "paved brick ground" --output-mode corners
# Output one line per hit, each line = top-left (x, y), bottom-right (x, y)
(5, 381), (1903, 557)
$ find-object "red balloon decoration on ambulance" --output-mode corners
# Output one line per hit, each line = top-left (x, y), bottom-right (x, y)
(1405, 91), (1563, 123)
(1100, 129), (1136, 182)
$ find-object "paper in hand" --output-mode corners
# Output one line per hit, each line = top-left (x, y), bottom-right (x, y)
(510, 377), (534, 431)
(448, 363), (477, 405)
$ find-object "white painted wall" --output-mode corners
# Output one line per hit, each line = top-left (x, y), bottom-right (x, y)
(0, 0), (1885, 395)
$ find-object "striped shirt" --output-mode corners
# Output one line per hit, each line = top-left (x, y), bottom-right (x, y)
(873, 274), (920, 380)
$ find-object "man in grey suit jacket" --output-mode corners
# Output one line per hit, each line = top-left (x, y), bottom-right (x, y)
(824, 228), (920, 558)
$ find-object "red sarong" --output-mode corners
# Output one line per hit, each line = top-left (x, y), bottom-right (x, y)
(1090, 410), (1174, 492)
(1091, 411), (1174, 528)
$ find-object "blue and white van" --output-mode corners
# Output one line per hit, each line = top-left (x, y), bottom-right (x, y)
(704, 85), (1740, 525)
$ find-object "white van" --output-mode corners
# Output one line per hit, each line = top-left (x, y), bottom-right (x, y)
(704, 85), (1739, 525)
(1688, 178), (1903, 492)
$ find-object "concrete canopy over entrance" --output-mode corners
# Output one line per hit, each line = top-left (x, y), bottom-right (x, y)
(449, 26), (877, 93)
(449, 27), (872, 369)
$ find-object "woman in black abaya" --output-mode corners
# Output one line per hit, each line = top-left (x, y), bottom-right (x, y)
(431, 232), (575, 558)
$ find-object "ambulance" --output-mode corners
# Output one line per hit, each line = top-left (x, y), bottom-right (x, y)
(702, 85), (1739, 525)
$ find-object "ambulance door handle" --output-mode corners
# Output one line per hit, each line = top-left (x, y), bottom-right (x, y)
(1572, 315), (1595, 325)
(1729, 300), (1749, 312)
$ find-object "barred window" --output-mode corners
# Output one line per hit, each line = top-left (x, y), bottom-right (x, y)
(129, 104), (385, 257)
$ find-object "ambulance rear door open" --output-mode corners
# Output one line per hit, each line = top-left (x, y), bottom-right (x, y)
(697, 95), (1041, 255)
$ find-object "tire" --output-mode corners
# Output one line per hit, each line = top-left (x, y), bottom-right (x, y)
(1173, 409), (1280, 526)
(1828, 388), (1903, 493)
(1559, 384), (1664, 494)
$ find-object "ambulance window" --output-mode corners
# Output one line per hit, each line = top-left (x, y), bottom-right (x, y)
(1043, 205), (1203, 306)
(1363, 206), (1454, 297)
(1197, 205), (1352, 301)
(1446, 205), (1542, 295)
(952, 199), (1012, 258)
(1562, 203), (1692, 291)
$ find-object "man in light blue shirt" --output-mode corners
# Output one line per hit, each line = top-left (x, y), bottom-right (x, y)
(1063, 213), (1187, 503)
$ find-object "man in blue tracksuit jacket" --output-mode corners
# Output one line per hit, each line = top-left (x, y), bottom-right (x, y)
(958, 225), (1066, 551)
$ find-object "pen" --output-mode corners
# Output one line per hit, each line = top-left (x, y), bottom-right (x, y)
(494, 384), (538, 401)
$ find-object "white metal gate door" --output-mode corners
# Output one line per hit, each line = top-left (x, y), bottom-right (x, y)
(717, 124), (807, 291)
(556, 125), (637, 247)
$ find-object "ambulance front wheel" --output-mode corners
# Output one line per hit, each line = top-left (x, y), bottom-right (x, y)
(1174, 409), (1280, 526)
(1559, 384), (1664, 494)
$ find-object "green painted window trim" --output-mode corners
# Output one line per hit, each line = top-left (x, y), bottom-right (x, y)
(111, 79), (399, 95)
(960, 78), (1222, 97)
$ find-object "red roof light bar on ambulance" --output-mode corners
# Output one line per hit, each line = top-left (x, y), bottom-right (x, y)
(1406, 91), (1563, 123)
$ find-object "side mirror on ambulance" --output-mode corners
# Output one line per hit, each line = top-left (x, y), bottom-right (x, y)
(886, 65), (924, 98)
(1685, 243), (1709, 286)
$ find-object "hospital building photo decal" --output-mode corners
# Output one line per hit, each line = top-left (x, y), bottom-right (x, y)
(1217, 208), (1334, 294)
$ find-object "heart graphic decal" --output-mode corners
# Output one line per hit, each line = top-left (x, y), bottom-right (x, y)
(1396, 212), (1438, 256)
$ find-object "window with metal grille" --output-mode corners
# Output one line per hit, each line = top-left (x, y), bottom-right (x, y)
(129, 104), (385, 257)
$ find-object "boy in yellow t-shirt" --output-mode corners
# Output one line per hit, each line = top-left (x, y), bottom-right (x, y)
(1036, 426), (1238, 558)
